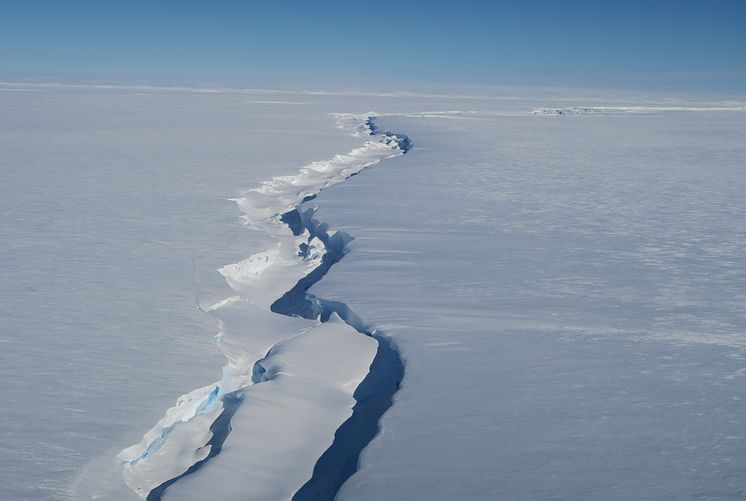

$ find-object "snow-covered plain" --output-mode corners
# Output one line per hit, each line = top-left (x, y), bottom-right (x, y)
(1, 83), (746, 500)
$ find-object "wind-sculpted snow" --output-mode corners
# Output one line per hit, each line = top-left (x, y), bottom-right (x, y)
(117, 114), (409, 499)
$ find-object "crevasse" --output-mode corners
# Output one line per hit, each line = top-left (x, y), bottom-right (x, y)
(117, 113), (409, 500)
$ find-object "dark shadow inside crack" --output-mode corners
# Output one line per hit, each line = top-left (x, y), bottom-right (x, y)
(144, 116), (409, 500)
(273, 207), (406, 501)
(146, 393), (242, 501)
(292, 332), (403, 501)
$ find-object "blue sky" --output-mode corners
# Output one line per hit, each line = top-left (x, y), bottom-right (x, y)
(1, 0), (744, 92)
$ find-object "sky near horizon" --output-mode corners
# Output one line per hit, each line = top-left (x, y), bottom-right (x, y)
(1, 0), (745, 93)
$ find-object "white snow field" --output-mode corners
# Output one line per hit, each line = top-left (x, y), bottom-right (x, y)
(1, 82), (746, 501)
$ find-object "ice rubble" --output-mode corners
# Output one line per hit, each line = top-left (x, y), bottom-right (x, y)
(117, 114), (408, 499)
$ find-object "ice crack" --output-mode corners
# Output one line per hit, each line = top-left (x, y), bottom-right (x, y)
(118, 114), (409, 500)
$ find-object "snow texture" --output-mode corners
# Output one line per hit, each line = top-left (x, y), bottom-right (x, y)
(2, 82), (746, 501)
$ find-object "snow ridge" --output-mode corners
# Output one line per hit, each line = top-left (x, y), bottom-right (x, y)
(117, 114), (409, 500)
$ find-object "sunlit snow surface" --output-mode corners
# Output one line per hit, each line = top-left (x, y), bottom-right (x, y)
(1, 83), (746, 500)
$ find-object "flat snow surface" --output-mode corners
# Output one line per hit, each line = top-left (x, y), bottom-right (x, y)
(318, 112), (746, 501)
(1, 83), (746, 500)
